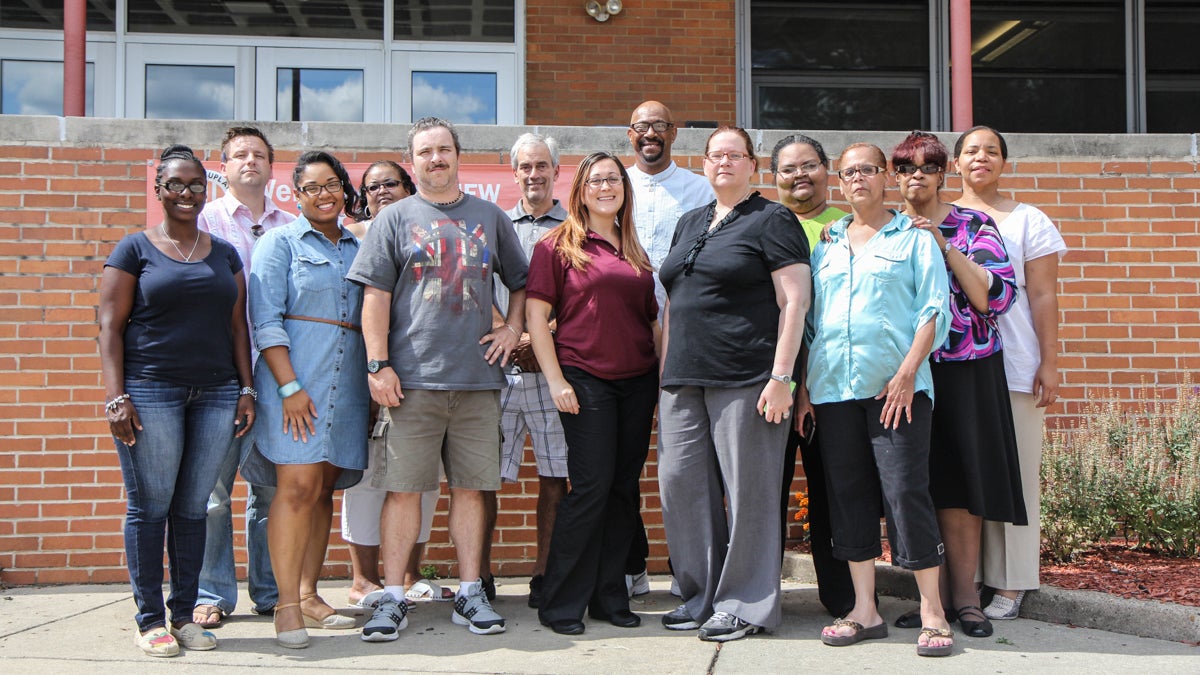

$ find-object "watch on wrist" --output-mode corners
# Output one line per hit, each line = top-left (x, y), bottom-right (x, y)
(239, 386), (258, 401)
(367, 359), (388, 374)
(769, 373), (793, 386)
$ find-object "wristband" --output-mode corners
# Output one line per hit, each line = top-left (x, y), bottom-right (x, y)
(503, 323), (519, 337)
(277, 380), (303, 398)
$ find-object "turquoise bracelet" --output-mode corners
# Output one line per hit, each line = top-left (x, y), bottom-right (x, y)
(277, 380), (302, 398)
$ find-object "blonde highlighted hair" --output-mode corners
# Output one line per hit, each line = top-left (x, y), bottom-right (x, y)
(546, 152), (652, 274)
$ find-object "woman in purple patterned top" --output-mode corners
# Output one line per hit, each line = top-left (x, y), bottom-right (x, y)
(891, 131), (1025, 640)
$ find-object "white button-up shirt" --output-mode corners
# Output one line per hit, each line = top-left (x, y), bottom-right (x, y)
(199, 190), (296, 281)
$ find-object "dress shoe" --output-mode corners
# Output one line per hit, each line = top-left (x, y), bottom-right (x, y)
(541, 617), (585, 635)
(589, 609), (641, 628)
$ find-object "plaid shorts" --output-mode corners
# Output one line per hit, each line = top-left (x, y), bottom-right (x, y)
(499, 372), (568, 482)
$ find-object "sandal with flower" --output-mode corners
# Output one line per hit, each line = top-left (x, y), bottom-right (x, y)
(820, 618), (888, 646)
(917, 626), (955, 657)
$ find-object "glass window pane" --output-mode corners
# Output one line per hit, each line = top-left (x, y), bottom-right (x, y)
(749, 1), (929, 130)
(755, 83), (925, 131)
(276, 68), (364, 122)
(145, 64), (234, 119)
(395, 0), (514, 43)
(0, 0), (116, 31)
(1145, 1), (1200, 133)
(971, 0), (1124, 132)
(2, 60), (94, 116)
(126, 1), (383, 40)
(412, 71), (496, 124)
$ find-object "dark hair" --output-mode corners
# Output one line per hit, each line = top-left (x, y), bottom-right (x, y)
(220, 126), (274, 164)
(705, 125), (757, 163)
(156, 144), (205, 183)
(293, 150), (359, 220)
(953, 125), (1008, 161)
(892, 130), (948, 169)
(408, 116), (461, 156)
(770, 134), (828, 174)
(356, 160), (415, 219)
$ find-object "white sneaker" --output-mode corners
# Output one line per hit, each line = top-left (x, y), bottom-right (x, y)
(170, 623), (217, 650)
(983, 590), (1026, 620)
(698, 611), (761, 642)
(625, 570), (650, 597)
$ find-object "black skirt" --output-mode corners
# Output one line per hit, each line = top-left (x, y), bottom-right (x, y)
(928, 352), (1027, 525)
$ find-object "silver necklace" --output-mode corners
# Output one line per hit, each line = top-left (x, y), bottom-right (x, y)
(160, 224), (200, 262)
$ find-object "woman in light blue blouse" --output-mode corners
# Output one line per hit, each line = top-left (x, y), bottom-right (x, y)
(244, 150), (367, 648)
(806, 142), (954, 657)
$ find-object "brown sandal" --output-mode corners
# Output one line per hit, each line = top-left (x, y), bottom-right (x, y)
(192, 604), (224, 628)
(917, 626), (954, 657)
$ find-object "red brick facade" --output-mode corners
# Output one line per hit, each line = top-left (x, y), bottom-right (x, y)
(1, 134), (1197, 585)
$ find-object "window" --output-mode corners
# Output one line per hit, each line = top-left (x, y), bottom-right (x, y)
(1, 59), (94, 116)
(970, 1), (1126, 132)
(749, 1), (931, 130)
(144, 65), (235, 119)
(126, 0), (384, 40)
(1144, 0), (1200, 132)
(276, 68), (365, 122)
(394, 0), (514, 42)
(0, 0), (116, 31)
(412, 71), (496, 124)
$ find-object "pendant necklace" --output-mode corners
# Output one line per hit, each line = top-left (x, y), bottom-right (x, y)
(161, 224), (199, 262)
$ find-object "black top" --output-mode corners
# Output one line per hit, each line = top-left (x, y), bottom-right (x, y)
(660, 193), (810, 387)
(105, 231), (243, 386)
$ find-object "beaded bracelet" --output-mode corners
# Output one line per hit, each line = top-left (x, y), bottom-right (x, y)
(105, 394), (131, 413)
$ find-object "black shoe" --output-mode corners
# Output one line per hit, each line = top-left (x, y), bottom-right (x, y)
(589, 608), (641, 628)
(528, 575), (544, 609)
(895, 607), (957, 629)
(956, 605), (993, 638)
(541, 617), (585, 635)
(481, 574), (497, 602)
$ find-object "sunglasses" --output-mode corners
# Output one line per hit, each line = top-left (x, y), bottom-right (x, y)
(895, 163), (945, 176)
(365, 179), (403, 194)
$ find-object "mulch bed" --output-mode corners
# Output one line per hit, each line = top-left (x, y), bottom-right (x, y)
(789, 540), (1200, 607)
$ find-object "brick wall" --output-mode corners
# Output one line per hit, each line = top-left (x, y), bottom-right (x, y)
(525, 0), (737, 127)
(1, 119), (1197, 586)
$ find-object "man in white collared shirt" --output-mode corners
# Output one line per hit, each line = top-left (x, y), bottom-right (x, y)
(193, 126), (294, 626)
(624, 101), (714, 597)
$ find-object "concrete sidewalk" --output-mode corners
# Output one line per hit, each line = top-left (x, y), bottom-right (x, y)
(1, 569), (1195, 674)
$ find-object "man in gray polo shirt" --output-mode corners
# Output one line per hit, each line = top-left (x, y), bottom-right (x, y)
(482, 133), (570, 610)
(348, 117), (528, 641)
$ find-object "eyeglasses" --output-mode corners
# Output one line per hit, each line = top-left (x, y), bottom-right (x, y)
(157, 181), (206, 194)
(776, 160), (824, 178)
(704, 151), (750, 163)
(365, 179), (402, 194)
(585, 176), (623, 189)
(297, 180), (344, 197)
(836, 165), (885, 180)
(630, 121), (673, 134)
(895, 163), (945, 176)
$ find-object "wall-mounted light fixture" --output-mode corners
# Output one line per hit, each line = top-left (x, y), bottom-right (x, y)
(585, 0), (623, 22)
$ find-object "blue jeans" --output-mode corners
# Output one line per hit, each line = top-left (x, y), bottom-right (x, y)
(195, 434), (278, 614)
(114, 378), (238, 632)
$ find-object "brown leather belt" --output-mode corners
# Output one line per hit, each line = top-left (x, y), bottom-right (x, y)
(283, 314), (362, 333)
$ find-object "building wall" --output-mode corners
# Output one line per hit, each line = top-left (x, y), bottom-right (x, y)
(524, 0), (737, 126)
(0, 117), (1197, 585)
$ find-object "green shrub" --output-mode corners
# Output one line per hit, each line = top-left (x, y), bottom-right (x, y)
(1041, 380), (1200, 561)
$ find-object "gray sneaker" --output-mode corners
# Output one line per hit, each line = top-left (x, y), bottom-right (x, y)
(698, 611), (761, 642)
(361, 596), (408, 642)
(452, 583), (506, 635)
(662, 604), (700, 630)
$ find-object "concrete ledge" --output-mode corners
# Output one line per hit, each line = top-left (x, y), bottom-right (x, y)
(783, 551), (1200, 644)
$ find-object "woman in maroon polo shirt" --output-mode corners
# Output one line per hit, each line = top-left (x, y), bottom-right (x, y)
(525, 151), (660, 636)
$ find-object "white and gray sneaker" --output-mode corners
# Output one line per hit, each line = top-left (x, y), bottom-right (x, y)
(697, 611), (761, 642)
(662, 603), (700, 630)
(361, 596), (408, 642)
(452, 583), (506, 635)
(625, 570), (650, 597)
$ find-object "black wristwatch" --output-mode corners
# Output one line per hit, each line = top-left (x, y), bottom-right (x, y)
(367, 359), (389, 374)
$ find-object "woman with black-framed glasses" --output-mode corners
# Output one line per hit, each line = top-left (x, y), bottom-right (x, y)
(807, 142), (954, 656)
(656, 126), (811, 643)
(99, 144), (255, 657)
(241, 150), (367, 648)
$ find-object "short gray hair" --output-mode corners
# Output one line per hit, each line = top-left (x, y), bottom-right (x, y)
(509, 133), (559, 170)
(407, 117), (461, 156)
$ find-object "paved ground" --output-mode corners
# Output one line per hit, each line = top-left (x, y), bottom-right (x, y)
(1, 575), (1196, 674)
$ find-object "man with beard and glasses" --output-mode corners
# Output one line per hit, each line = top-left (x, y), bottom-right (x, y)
(480, 133), (570, 610)
(770, 134), (854, 619)
(349, 117), (528, 641)
(193, 126), (293, 628)
(623, 101), (714, 598)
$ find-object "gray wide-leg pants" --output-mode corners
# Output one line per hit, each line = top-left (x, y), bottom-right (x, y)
(658, 383), (789, 629)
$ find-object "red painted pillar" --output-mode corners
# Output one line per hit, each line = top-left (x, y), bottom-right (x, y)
(950, 0), (973, 131)
(63, 0), (87, 117)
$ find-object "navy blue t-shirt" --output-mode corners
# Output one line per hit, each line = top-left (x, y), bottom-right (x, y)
(105, 231), (243, 386)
